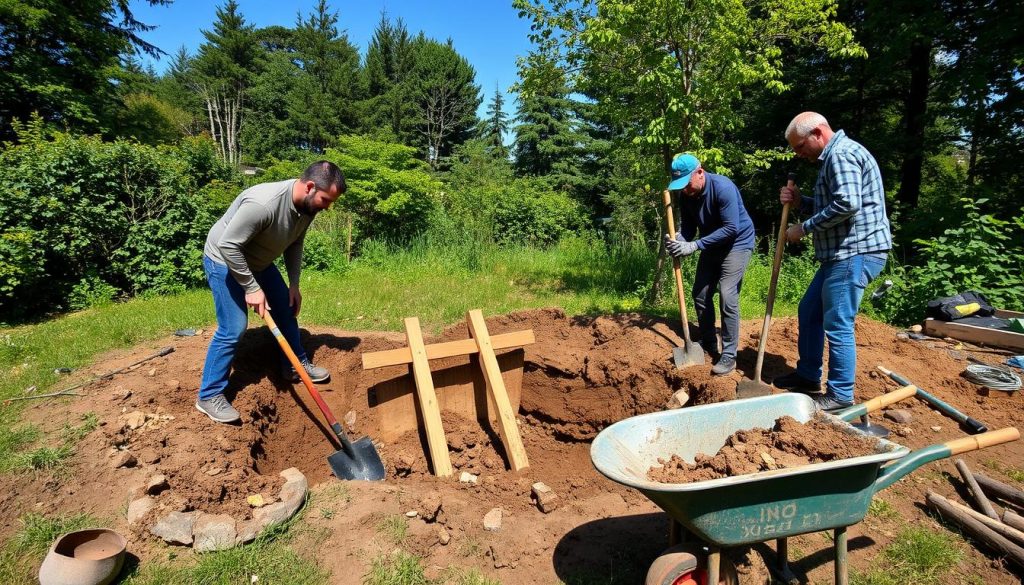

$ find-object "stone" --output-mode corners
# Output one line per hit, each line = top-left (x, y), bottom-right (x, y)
(884, 409), (913, 424)
(252, 501), (293, 527)
(236, 520), (260, 545)
(127, 496), (155, 526)
(665, 389), (690, 410)
(193, 513), (237, 553)
(165, 379), (181, 390)
(483, 508), (502, 532)
(459, 472), (478, 484)
(419, 490), (443, 522)
(148, 368), (156, 377)
(146, 474), (169, 495)
(111, 387), (132, 401)
(405, 510), (418, 518)
(931, 426), (942, 432)
(436, 526), (450, 545)
(344, 410), (357, 429)
(120, 411), (147, 430)
(139, 448), (161, 465)
(112, 451), (137, 469)
(151, 511), (195, 545)
(531, 482), (559, 513)
(217, 436), (234, 452)
(278, 468), (307, 509)
(206, 467), (224, 476)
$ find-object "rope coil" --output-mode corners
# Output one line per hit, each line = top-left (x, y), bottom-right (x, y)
(963, 364), (1022, 392)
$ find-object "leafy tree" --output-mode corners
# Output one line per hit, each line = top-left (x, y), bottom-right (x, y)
(0, 0), (170, 140)
(408, 37), (481, 168)
(192, 0), (263, 163)
(479, 83), (511, 160)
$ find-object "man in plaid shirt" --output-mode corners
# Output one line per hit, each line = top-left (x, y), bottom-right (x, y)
(773, 112), (892, 412)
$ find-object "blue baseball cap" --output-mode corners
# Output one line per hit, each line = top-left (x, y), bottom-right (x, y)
(668, 153), (700, 190)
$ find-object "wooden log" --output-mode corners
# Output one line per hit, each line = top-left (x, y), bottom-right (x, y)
(955, 458), (1000, 520)
(974, 471), (1024, 509)
(404, 317), (453, 477)
(362, 330), (535, 370)
(927, 491), (1024, 568)
(939, 493), (1024, 548)
(1005, 510), (1024, 533)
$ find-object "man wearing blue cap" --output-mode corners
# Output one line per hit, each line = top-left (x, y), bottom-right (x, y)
(664, 153), (756, 375)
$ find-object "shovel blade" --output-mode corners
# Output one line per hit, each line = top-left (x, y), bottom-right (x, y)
(736, 379), (773, 399)
(327, 437), (386, 481)
(672, 343), (705, 369)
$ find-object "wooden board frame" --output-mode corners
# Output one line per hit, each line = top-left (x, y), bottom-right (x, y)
(923, 317), (1024, 352)
(404, 317), (453, 477)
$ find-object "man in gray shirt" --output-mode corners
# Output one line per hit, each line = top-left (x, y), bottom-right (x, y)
(196, 161), (346, 424)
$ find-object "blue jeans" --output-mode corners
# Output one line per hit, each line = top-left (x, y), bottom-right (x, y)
(198, 255), (308, 400)
(795, 253), (887, 403)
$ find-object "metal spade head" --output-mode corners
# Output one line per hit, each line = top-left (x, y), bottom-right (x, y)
(672, 341), (705, 369)
(327, 436), (386, 481)
(736, 379), (773, 399)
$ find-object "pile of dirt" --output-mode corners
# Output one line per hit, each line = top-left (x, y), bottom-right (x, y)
(1, 308), (1022, 584)
(648, 415), (882, 483)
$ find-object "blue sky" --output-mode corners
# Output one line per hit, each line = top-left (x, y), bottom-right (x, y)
(127, 0), (534, 118)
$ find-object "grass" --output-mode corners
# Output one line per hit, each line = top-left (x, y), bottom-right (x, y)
(0, 411), (98, 473)
(851, 526), (963, 585)
(363, 550), (429, 585)
(0, 512), (100, 585)
(867, 498), (899, 521)
(378, 515), (409, 545)
(981, 458), (1024, 483)
(312, 482), (351, 520)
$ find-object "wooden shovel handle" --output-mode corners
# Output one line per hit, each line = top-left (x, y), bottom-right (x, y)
(263, 310), (340, 428)
(752, 173), (796, 380)
(663, 189), (693, 344)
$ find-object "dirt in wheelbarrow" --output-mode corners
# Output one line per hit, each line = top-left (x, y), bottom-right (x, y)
(648, 415), (883, 483)
(1, 308), (1022, 584)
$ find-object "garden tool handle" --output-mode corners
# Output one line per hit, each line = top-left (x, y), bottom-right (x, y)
(945, 427), (1019, 456)
(662, 189), (694, 344)
(837, 384), (917, 422)
(262, 310), (341, 430)
(752, 173), (797, 381)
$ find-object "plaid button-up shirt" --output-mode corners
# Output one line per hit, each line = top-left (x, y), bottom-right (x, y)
(799, 130), (892, 261)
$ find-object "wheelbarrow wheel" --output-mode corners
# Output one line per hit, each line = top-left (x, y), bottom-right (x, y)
(646, 544), (739, 585)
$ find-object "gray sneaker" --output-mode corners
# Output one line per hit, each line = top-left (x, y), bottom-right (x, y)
(195, 394), (241, 423)
(711, 355), (736, 376)
(283, 359), (330, 383)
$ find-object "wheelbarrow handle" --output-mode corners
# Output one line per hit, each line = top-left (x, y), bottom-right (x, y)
(874, 426), (1020, 492)
(837, 384), (917, 422)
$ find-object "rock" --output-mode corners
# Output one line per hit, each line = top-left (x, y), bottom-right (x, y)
(151, 511), (195, 545)
(884, 409), (913, 424)
(127, 496), (155, 526)
(112, 451), (137, 469)
(531, 482), (559, 513)
(896, 332), (910, 341)
(419, 490), (443, 522)
(247, 494), (265, 508)
(910, 324), (923, 333)
(278, 468), (307, 509)
(193, 513), (237, 553)
(217, 436), (234, 453)
(146, 474), (169, 495)
(405, 510), (418, 518)
(110, 387), (132, 401)
(436, 526), (451, 545)
(139, 448), (161, 465)
(459, 472), (478, 485)
(931, 426), (942, 432)
(120, 411), (147, 430)
(236, 520), (260, 545)
(206, 467), (224, 476)
(665, 389), (690, 410)
(344, 410), (357, 429)
(148, 368), (156, 377)
(483, 508), (502, 532)
(165, 379), (180, 390)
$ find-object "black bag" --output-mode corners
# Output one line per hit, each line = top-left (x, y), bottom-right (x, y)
(926, 291), (995, 321)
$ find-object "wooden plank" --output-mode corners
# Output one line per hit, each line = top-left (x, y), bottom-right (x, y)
(367, 350), (524, 443)
(923, 318), (1024, 351)
(404, 317), (452, 477)
(995, 308), (1024, 319)
(466, 310), (529, 471)
(362, 330), (535, 370)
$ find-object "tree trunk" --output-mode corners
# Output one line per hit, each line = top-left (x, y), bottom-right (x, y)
(897, 36), (931, 209)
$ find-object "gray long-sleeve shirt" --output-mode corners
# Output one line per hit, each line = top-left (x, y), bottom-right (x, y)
(204, 179), (311, 293)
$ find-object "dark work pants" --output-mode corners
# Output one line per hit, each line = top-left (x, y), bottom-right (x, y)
(692, 247), (752, 360)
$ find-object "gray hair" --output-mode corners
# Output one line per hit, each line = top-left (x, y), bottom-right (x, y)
(785, 112), (829, 139)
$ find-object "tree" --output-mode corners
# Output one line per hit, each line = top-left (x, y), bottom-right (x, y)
(409, 37), (481, 168)
(0, 0), (170, 140)
(359, 14), (416, 142)
(192, 1), (262, 164)
(479, 83), (511, 159)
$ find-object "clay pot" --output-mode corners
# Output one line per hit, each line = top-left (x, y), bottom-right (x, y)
(38, 528), (127, 585)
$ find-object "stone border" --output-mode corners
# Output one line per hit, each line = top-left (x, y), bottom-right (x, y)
(130, 467), (307, 552)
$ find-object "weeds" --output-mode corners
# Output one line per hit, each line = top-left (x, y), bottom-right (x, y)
(867, 498), (899, 521)
(378, 515), (408, 545)
(0, 512), (99, 585)
(363, 550), (428, 585)
(851, 526), (963, 584)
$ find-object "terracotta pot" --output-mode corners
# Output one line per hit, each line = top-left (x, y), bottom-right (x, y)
(38, 528), (127, 585)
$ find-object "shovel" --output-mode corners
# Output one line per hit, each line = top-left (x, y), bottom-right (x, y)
(262, 310), (385, 481)
(737, 173), (796, 398)
(662, 189), (704, 369)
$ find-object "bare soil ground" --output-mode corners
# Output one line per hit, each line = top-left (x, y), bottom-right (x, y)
(2, 308), (1022, 584)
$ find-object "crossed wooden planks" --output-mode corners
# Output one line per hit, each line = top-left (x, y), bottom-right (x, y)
(362, 310), (532, 476)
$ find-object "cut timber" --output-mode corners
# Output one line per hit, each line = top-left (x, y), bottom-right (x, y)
(466, 310), (529, 471)
(927, 491), (1024, 568)
(404, 317), (453, 477)
(973, 471), (1024, 508)
(362, 330), (535, 369)
(923, 317), (1024, 351)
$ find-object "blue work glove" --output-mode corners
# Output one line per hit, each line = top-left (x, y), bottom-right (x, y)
(664, 233), (699, 258)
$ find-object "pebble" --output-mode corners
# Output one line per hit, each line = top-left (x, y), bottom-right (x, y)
(405, 510), (418, 518)
(931, 426), (942, 432)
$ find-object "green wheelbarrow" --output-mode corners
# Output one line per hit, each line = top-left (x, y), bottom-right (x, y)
(590, 388), (1019, 585)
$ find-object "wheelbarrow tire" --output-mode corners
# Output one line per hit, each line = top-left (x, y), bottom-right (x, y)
(646, 544), (738, 585)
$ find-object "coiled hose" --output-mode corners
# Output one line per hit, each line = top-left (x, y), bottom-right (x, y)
(964, 364), (1022, 392)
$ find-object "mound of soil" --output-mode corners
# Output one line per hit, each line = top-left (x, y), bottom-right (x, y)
(648, 415), (882, 483)
(1, 308), (1022, 584)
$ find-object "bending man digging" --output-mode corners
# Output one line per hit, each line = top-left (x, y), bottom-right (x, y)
(196, 161), (346, 424)
(664, 153), (755, 375)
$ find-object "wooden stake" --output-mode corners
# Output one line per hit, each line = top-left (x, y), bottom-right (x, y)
(404, 317), (452, 477)
(955, 458), (1000, 520)
(974, 471), (1024, 508)
(927, 491), (1024, 568)
(1005, 510), (1024, 533)
(938, 493), (1024, 547)
(466, 310), (529, 471)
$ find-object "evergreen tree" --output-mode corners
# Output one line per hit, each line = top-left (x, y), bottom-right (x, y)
(480, 83), (510, 159)
(359, 14), (416, 142)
